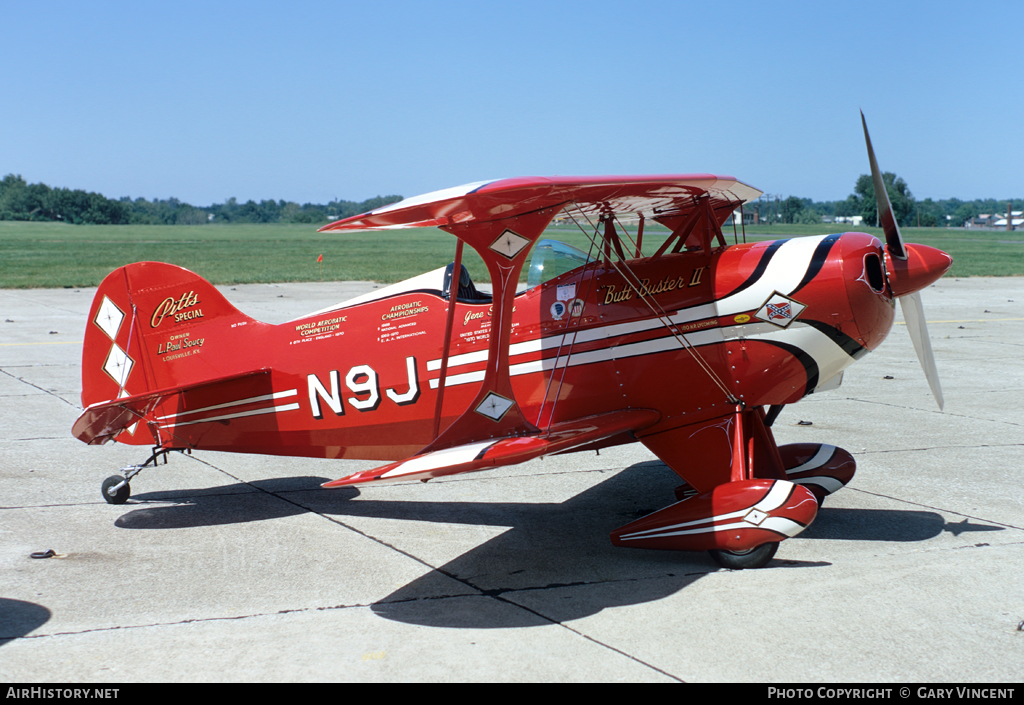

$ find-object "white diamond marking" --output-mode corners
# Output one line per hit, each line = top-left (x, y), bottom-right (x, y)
(475, 392), (515, 421)
(94, 296), (125, 341)
(103, 344), (134, 388)
(489, 229), (530, 259)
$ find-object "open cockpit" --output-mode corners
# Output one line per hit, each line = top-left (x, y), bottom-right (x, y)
(299, 236), (596, 321)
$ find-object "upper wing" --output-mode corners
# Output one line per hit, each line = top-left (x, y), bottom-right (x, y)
(319, 175), (762, 233)
(322, 408), (660, 487)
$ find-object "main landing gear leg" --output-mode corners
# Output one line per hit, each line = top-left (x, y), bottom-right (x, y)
(101, 447), (182, 505)
(622, 406), (818, 569)
(706, 406), (790, 569)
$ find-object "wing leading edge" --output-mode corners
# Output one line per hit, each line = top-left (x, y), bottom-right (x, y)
(322, 408), (661, 487)
(319, 175), (762, 234)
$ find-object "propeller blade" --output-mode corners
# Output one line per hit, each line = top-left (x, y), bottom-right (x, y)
(860, 111), (907, 260)
(862, 112), (947, 410)
(900, 291), (944, 410)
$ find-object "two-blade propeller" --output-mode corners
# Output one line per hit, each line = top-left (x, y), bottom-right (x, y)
(860, 111), (950, 410)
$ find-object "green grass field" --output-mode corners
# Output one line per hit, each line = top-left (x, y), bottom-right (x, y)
(0, 220), (1020, 289)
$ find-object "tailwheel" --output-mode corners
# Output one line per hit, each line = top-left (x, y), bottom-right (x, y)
(708, 542), (779, 570)
(98, 446), (181, 505)
(101, 475), (131, 505)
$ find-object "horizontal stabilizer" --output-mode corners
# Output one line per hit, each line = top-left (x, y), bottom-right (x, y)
(72, 369), (271, 446)
(323, 408), (660, 487)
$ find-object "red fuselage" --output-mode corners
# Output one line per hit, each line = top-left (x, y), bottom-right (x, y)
(95, 231), (912, 462)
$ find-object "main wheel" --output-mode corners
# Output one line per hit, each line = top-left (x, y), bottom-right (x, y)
(101, 475), (131, 505)
(708, 542), (778, 569)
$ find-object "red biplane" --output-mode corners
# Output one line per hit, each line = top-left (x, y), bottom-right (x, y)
(73, 116), (952, 568)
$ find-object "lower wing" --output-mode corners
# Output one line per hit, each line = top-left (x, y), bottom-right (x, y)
(322, 408), (660, 487)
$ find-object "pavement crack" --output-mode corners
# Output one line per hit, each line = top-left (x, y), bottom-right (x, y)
(476, 590), (687, 682)
(844, 397), (1024, 428)
(0, 368), (81, 410)
(3, 604), (368, 643)
(183, 453), (686, 680)
(848, 487), (1024, 532)
(857, 442), (1024, 455)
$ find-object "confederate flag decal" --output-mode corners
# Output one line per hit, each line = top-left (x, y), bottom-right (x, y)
(754, 293), (807, 328)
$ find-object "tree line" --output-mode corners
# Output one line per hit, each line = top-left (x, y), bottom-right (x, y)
(0, 174), (401, 226)
(756, 173), (1020, 228)
(2, 172), (1019, 228)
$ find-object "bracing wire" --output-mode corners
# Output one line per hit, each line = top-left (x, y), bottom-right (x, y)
(533, 206), (604, 428)
(563, 205), (739, 405)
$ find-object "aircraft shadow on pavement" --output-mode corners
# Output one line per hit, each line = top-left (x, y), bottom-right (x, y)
(323, 461), (722, 628)
(113, 476), (337, 529)
(0, 598), (51, 648)
(106, 462), (1004, 629)
(307, 462), (1003, 629)
(801, 508), (1005, 542)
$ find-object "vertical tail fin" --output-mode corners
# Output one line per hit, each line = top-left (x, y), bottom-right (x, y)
(81, 262), (261, 444)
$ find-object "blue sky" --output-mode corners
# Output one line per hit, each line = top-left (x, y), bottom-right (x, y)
(3, 1), (1021, 206)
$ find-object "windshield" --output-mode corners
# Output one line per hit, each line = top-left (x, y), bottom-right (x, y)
(526, 239), (593, 288)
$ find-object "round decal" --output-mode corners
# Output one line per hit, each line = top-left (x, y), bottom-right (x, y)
(570, 298), (585, 317)
(550, 301), (566, 320)
(734, 314), (751, 324)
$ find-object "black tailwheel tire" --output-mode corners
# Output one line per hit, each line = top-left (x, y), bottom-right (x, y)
(708, 542), (779, 569)
(101, 475), (131, 505)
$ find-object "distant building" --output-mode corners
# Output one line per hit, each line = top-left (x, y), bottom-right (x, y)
(970, 212), (1022, 230)
(995, 212), (1023, 230)
(725, 208), (758, 226)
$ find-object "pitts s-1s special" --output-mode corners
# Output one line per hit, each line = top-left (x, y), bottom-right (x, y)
(74, 115), (951, 569)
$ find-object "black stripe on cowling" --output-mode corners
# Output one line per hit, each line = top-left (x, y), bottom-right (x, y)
(800, 319), (869, 360)
(723, 239), (788, 298)
(759, 339), (819, 397)
(791, 233), (842, 295)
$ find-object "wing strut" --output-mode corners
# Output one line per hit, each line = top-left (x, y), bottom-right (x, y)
(634, 214), (645, 257)
(649, 196), (734, 260)
(432, 238), (464, 439)
(651, 201), (705, 260)
(421, 206), (562, 453)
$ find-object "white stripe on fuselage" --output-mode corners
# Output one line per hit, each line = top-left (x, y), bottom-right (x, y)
(155, 389), (298, 422)
(714, 234), (828, 316)
(426, 303), (719, 374)
(422, 234), (847, 391)
(159, 402), (301, 429)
